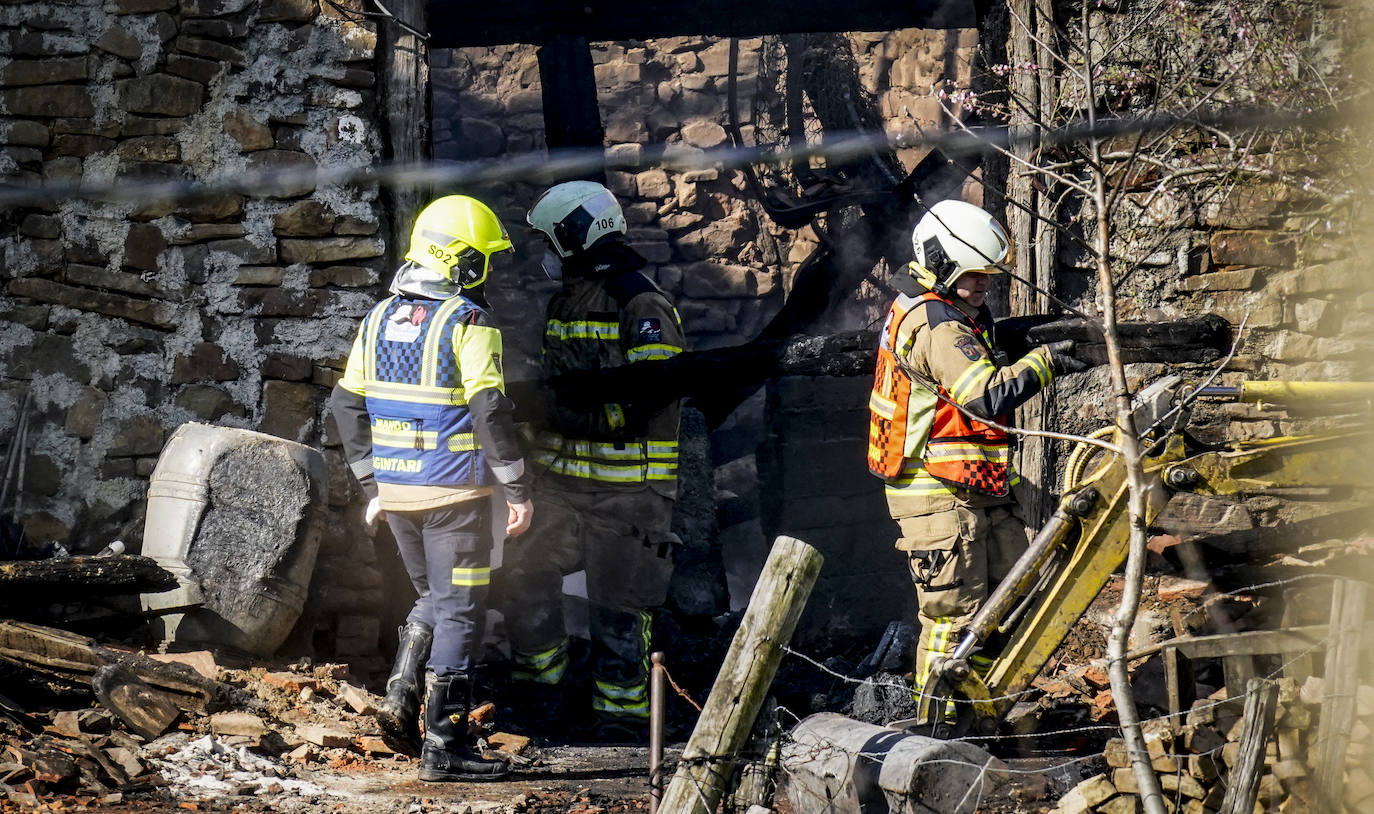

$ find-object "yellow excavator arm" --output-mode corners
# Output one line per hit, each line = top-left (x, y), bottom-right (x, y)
(918, 380), (1374, 737)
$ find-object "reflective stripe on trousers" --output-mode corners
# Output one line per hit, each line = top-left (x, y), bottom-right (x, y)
(590, 610), (652, 720)
(511, 639), (569, 685)
(385, 499), (492, 676)
(913, 615), (959, 720)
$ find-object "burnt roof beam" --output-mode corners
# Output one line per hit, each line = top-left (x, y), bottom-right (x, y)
(425, 0), (978, 48)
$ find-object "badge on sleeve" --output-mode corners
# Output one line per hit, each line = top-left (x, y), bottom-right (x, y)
(955, 336), (983, 361)
(637, 317), (662, 343)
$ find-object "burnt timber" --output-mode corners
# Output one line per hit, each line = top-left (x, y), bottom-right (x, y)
(424, 1), (979, 48)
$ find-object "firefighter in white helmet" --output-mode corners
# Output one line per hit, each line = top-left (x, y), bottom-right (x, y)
(502, 180), (685, 742)
(329, 194), (533, 781)
(866, 199), (1088, 724)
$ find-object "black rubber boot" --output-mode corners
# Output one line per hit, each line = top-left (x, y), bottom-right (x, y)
(419, 673), (511, 782)
(377, 622), (432, 744)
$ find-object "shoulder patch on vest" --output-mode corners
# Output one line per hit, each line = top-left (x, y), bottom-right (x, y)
(955, 335), (982, 361)
(636, 317), (662, 343)
(920, 297), (969, 330)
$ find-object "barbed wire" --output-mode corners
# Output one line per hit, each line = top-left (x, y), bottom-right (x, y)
(655, 632), (1326, 812)
(659, 663), (704, 713)
(773, 617), (1330, 738)
(0, 104), (1343, 209)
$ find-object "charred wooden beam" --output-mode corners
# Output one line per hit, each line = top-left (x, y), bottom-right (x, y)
(513, 315), (1232, 428)
(997, 313), (1234, 366)
(379, 0), (430, 270)
(426, 0), (977, 48)
(0, 555), (177, 606)
(0, 620), (227, 714)
(538, 35), (606, 180)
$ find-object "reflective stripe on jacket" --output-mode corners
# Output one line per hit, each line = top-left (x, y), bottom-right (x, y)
(347, 294), (498, 488)
(538, 267), (684, 494)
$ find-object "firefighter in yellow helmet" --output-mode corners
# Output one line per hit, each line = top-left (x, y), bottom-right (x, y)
(501, 180), (685, 742)
(867, 199), (1088, 725)
(329, 195), (533, 781)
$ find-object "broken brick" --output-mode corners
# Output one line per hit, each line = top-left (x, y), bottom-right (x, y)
(314, 663), (351, 680)
(1089, 689), (1116, 720)
(296, 724), (352, 748)
(287, 744), (314, 763)
(469, 702), (496, 724)
(262, 672), (320, 694)
(148, 651), (219, 680)
(335, 683), (380, 715)
(353, 736), (395, 755)
(209, 712), (268, 738)
(1083, 667), (1110, 687)
(1147, 533), (1182, 554)
(488, 732), (531, 756)
(1158, 576), (1210, 601)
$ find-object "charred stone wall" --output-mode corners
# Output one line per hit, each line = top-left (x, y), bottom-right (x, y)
(431, 11), (1369, 654)
(432, 31), (977, 635)
(0, 0), (388, 655)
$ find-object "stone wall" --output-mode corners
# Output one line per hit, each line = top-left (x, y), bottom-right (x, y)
(759, 375), (911, 649)
(3, 0), (1360, 670)
(1024, 0), (1373, 585)
(0, 0), (389, 658)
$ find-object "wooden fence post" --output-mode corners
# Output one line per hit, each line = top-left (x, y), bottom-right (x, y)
(659, 536), (822, 814)
(1315, 578), (1367, 812)
(1219, 678), (1278, 814)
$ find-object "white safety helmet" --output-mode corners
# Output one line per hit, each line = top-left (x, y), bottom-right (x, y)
(527, 180), (627, 258)
(910, 199), (1012, 293)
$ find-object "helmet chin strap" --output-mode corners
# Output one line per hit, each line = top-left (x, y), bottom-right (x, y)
(895, 261), (966, 304)
(540, 248), (563, 282)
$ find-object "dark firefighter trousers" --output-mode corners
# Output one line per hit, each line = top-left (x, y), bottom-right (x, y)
(385, 497), (493, 677)
(502, 488), (675, 723)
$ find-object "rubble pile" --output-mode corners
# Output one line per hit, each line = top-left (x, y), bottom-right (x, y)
(0, 654), (533, 810)
(1051, 676), (1370, 814)
(0, 710), (155, 807)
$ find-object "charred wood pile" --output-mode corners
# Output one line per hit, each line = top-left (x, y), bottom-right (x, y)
(0, 631), (525, 808)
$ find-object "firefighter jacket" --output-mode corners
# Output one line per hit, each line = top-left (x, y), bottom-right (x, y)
(330, 292), (530, 512)
(868, 288), (1054, 518)
(528, 243), (685, 498)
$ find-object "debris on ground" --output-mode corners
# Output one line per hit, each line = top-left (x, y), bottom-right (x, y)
(0, 530), (1349, 813)
(1050, 676), (1372, 814)
(0, 647), (566, 811)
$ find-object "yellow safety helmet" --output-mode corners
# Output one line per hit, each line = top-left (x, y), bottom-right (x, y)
(404, 195), (513, 289)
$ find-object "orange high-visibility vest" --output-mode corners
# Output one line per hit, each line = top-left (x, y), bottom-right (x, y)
(867, 292), (1012, 497)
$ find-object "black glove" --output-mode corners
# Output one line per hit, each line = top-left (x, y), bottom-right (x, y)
(1046, 340), (1090, 374)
